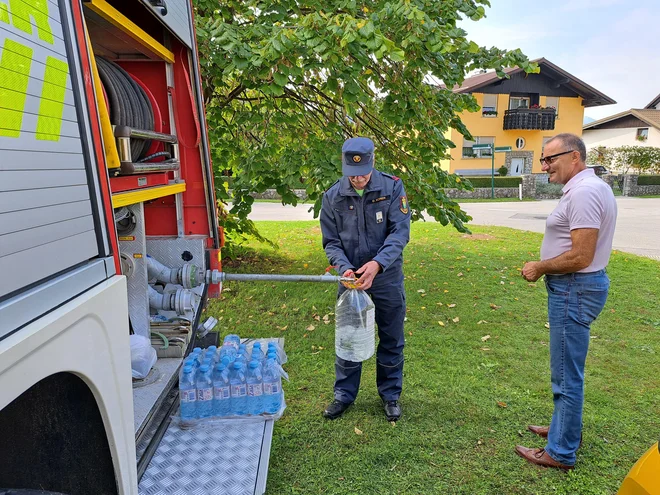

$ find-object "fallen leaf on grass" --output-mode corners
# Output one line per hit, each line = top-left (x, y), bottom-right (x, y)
(306, 324), (315, 331)
(457, 272), (464, 277)
(518, 430), (524, 437)
(354, 427), (363, 435)
(452, 317), (460, 323)
(444, 290), (449, 293)
(477, 320), (487, 325)
(489, 303), (501, 310)
(281, 303), (286, 309)
(480, 347), (490, 351)
(436, 302), (443, 306)
(481, 335), (491, 342)
(544, 322), (550, 329)
(277, 325), (288, 331)
(497, 401), (508, 408)
(448, 303), (457, 308)
(421, 306), (426, 310)
(477, 440), (483, 445)
(437, 321), (445, 327)
(417, 289), (426, 293)
(408, 331), (413, 336)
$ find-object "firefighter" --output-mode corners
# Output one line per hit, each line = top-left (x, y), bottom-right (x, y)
(319, 137), (411, 421)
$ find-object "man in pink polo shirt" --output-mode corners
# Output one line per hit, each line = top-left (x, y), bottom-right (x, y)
(517, 133), (617, 470)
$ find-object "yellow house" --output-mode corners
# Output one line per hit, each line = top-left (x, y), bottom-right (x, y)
(440, 58), (615, 176)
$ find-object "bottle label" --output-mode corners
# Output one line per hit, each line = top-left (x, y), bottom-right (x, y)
(231, 383), (247, 397)
(263, 381), (280, 395)
(247, 383), (263, 397)
(214, 385), (230, 400)
(197, 387), (213, 402)
(181, 389), (196, 403)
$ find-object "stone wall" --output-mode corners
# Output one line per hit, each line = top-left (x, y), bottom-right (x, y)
(622, 175), (660, 196)
(444, 187), (520, 199)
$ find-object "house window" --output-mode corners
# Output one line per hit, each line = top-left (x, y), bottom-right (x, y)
(516, 137), (526, 149)
(546, 97), (559, 118)
(482, 94), (498, 117)
(509, 96), (530, 110)
(637, 128), (649, 141)
(462, 136), (494, 158)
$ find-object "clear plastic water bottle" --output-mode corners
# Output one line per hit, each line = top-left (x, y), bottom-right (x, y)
(262, 356), (282, 414)
(196, 364), (213, 418)
(335, 289), (376, 362)
(251, 342), (265, 364)
(179, 364), (197, 420)
(205, 346), (218, 364)
(223, 334), (240, 349)
(266, 349), (281, 366)
(246, 360), (264, 415)
(213, 363), (231, 417)
(219, 343), (237, 363)
(237, 343), (248, 362)
(229, 361), (247, 415)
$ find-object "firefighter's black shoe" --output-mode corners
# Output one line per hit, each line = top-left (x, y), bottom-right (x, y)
(384, 400), (402, 421)
(322, 400), (352, 420)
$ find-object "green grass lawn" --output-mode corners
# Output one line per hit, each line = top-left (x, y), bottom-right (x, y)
(207, 222), (660, 495)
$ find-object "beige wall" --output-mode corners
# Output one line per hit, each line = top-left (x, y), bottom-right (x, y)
(583, 127), (660, 149)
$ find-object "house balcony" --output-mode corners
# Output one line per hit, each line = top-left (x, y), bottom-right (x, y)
(503, 108), (556, 131)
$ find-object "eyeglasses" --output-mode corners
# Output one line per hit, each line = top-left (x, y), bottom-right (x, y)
(539, 149), (575, 166)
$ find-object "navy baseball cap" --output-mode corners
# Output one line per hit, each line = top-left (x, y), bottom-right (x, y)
(342, 137), (374, 176)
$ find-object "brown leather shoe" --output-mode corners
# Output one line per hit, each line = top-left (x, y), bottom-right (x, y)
(528, 425), (549, 438)
(515, 446), (574, 471)
(527, 425), (583, 447)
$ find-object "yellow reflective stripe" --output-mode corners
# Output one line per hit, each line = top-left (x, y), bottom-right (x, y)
(9, 0), (54, 44)
(0, 38), (32, 138)
(1, 3), (9, 24)
(36, 55), (68, 141)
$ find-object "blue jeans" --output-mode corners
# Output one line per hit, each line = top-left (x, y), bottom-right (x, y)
(544, 270), (609, 465)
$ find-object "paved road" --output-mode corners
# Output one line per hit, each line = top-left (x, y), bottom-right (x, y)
(247, 197), (660, 261)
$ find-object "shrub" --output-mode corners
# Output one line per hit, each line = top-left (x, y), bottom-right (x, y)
(637, 175), (660, 186)
(497, 166), (508, 177)
(464, 176), (522, 188)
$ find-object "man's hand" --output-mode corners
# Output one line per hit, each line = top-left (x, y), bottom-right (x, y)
(355, 261), (381, 291)
(342, 269), (356, 289)
(522, 261), (544, 282)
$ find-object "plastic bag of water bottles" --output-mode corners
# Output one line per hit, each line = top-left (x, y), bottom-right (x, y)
(177, 338), (289, 428)
(335, 289), (375, 362)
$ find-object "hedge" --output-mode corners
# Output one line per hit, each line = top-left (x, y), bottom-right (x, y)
(464, 176), (522, 188)
(637, 175), (660, 186)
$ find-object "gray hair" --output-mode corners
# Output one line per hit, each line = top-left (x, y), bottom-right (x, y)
(547, 133), (586, 162)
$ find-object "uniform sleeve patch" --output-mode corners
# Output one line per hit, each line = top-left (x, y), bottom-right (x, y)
(399, 196), (409, 214)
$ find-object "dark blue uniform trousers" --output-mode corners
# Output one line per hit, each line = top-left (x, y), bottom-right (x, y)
(334, 267), (406, 403)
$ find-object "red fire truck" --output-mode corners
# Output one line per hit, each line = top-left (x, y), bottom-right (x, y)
(0, 1), (278, 493)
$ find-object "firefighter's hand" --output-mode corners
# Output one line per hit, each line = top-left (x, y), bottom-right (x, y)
(355, 261), (381, 291)
(342, 269), (357, 289)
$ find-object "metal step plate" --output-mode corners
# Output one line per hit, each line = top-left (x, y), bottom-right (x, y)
(138, 418), (274, 495)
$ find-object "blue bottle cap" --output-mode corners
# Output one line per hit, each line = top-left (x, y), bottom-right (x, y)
(183, 365), (194, 373)
(208, 346), (217, 352)
(193, 347), (202, 353)
(253, 342), (261, 349)
(216, 363), (226, 371)
(249, 360), (259, 369)
(267, 351), (277, 357)
(233, 362), (242, 369)
(221, 356), (231, 365)
(200, 364), (210, 373)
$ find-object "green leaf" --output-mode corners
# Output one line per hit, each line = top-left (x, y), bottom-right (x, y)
(273, 72), (288, 86)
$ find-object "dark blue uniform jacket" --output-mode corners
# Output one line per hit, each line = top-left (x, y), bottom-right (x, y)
(320, 170), (411, 276)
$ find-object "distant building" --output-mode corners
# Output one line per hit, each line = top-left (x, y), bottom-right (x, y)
(583, 95), (660, 149)
(440, 58), (615, 176)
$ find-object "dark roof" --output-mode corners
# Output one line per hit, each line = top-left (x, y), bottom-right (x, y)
(450, 58), (616, 108)
(583, 109), (660, 131)
(645, 93), (660, 109)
